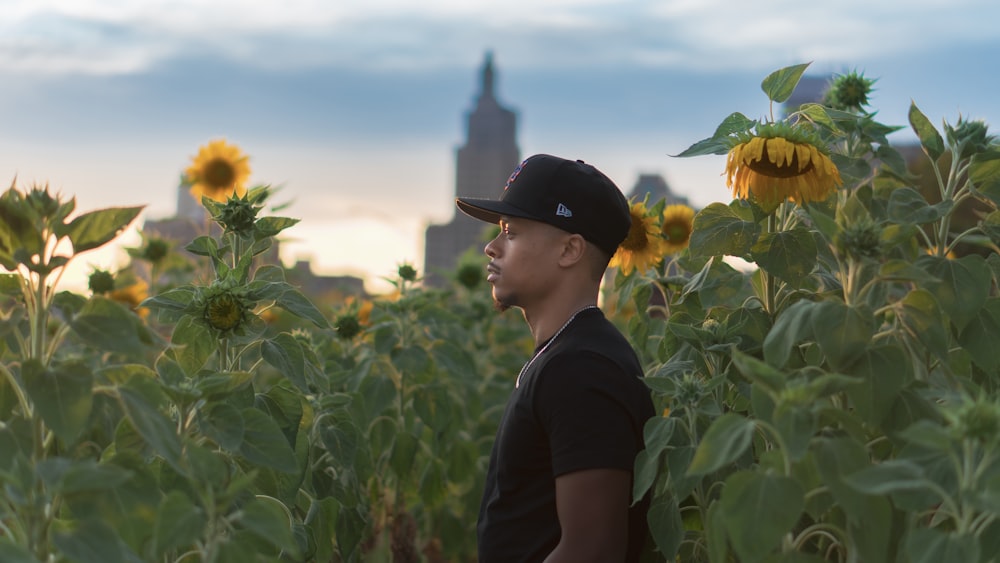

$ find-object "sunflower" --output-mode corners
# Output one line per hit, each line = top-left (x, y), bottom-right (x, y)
(610, 200), (667, 275)
(725, 127), (842, 207)
(185, 139), (251, 203)
(661, 204), (695, 254)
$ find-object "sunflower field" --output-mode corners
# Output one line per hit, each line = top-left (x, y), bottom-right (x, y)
(2, 61), (1000, 563)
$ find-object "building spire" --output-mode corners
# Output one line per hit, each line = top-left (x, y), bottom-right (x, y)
(479, 50), (496, 105)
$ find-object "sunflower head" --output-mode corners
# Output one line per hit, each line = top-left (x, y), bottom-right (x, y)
(725, 123), (842, 208)
(204, 290), (249, 332)
(609, 199), (668, 275)
(185, 139), (251, 203)
(823, 70), (876, 112)
(661, 204), (695, 254)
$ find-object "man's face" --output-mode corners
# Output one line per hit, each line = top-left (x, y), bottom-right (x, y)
(484, 216), (567, 312)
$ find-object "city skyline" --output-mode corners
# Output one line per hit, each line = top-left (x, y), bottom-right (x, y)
(2, 1), (999, 292)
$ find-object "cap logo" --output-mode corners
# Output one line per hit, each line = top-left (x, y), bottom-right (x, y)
(556, 203), (573, 218)
(504, 159), (528, 190)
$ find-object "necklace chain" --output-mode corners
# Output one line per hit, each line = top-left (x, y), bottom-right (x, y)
(515, 305), (598, 388)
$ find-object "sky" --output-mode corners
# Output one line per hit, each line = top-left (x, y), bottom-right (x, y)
(2, 0), (999, 294)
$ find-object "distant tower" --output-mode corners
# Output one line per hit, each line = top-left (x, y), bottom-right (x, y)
(423, 51), (520, 286)
(627, 174), (690, 208)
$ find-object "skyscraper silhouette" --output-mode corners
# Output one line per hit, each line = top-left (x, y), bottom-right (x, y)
(423, 51), (520, 287)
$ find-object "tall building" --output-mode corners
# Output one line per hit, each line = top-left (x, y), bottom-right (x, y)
(423, 52), (520, 287)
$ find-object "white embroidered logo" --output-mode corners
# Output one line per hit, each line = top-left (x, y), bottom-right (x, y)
(556, 203), (573, 218)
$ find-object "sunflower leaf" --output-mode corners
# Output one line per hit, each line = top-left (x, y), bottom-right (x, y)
(908, 102), (945, 161)
(761, 62), (811, 104)
(59, 206), (144, 253)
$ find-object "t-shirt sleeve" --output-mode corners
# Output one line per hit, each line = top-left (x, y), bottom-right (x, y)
(534, 351), (644, 477)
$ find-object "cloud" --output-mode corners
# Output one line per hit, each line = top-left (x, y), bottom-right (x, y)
(5, 0), (998, 76)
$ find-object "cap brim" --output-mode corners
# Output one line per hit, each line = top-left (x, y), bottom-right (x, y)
(455, 198), (538, 224)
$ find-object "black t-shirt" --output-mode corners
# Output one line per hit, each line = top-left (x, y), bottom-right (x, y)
(477, 308), (655, 562)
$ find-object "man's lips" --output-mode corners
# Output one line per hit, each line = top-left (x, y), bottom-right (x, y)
(486, 263), (500, 283)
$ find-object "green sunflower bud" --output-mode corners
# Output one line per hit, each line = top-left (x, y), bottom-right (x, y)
(142, 237), (170, 263)
(455, 261), (482, 290)
(397, 263), (418, 282)
(216, 195), (259, 236)
(204, 291), (245, 331)
(88, 269), (115, 294)
(946, 117), (993, 160)
(824, 71), (875, 112)
(334, 313), (362, 340)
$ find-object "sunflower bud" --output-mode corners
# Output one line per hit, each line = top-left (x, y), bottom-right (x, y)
(142, 237), (170, 263)
(835, 216), (882, 260)
(216, 196), (259, 236)
(88, 269), (115, 294)
(204, 291), (246, 331)
(455, 261), (482, 290)
(334, 313), (362, 340)
(946, 117), (993, 160)
(823, 71), (875, 112)
(397, 263), (418, 282)
(948, 397), (1000, 446)
(26, 186), (61, 219)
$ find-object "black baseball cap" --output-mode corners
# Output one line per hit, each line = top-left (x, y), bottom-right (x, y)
(455, 154), (631, 255)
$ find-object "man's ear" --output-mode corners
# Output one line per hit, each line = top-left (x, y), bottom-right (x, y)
(558, 234), (587, 267)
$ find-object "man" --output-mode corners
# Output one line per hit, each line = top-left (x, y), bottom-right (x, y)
(456, 154), (656, 562)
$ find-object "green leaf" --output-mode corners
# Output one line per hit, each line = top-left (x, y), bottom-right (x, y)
(118, 386), (183, 471)
(720, 471), (805, 562)
(843, 459), (934, 496)
(238, 407), (298, 473)
(761, 62), (811, 104)
(38, 458), (132, 495)
(389, 431), (420, 478)
(22, 359), (93, 444)
(647, 493), (683, 561)
(419, 459), (447, 506)
(53, 519), (131, 563)
(810, 301), (874, 370)
(59, 205), (143, 253)
(689, 202), (761, 257)
(238, 496), (299, 554)
(730, 348), (786, 394)
(750, 227), (817, 288)
(970, 151), (1000, 206)
(887, 187), (951, 224)
(908, 102), (945, 161)
(878, 260), (940, 284)
(633, 417), (675, 500)
(844, 345), (911, 426)
(894, 289), (949, 361)
(959, 297), (1000, 371)
(171, 315), (215, 376)
(199, 403), (245, 450)
(413, 383), (455, 431)
(261, 333), (308, 392)
(763, 299), (817, 368)
(687, 413), (755, 477)
(184, 235), (220, 258)
(318, 409), (361, 463)
(918, 254), (991, 331)
(907, 528), (980, 563)
(153, 491), (207, 558)
(274, 287), (330, 329)
(679, 256), (749, 309)
(69, 296), (151, 356)
(0, 540), (35, 563)
(674, 113), (756, 157)
(255, 216), (300, 239)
